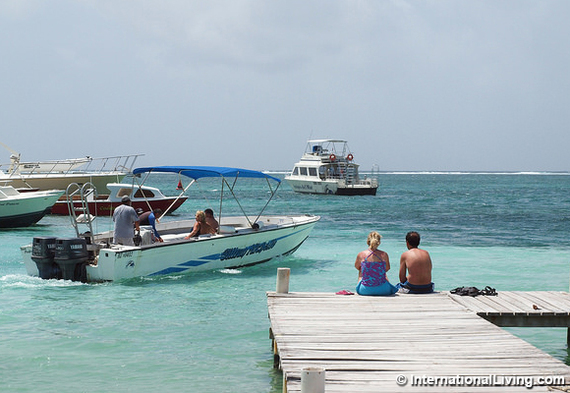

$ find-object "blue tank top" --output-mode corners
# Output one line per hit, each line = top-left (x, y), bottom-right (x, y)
(360, 251), (388, 287)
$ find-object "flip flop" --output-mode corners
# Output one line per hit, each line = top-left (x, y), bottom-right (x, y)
(335, 290), (354, 295)
(480, 286), (497, 296)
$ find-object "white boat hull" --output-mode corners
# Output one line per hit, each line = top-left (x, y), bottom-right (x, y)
(286, 178), (339, 194)
(21, 215), (319, 281)
(285, 178), (377, 195)
(1, 173), (125, 193)
(0, 188), (64, 228)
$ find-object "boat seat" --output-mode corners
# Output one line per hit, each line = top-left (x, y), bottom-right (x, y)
(218, 225), (237, 234)
(161, 233), (216, 242)
(161, 234), (188, 242)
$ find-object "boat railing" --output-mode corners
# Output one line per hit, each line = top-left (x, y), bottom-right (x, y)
(86, 154), (144, 174)
(0, 154), (144, 176)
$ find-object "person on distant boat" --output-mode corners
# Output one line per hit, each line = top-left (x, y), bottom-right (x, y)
(185, 210), (217, 239)
(396, 231), (434, 294)
(355, 231), (398, 296)
(204, 208), (219, 232)
(112, 196), (140, 246)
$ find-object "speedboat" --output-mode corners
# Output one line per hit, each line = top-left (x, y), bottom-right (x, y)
(0, 185), (64, 228)
(49, 182), (188, 216)
(285, 139), (378, 195)
(21, 166), (320, 282)
(0, 142), (143, 193)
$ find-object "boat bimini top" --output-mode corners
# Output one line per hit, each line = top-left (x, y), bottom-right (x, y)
(132, 166), (280, 182)
(132, 166), (281, 227)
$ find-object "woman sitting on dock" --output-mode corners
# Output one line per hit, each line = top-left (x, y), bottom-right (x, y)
(355, 231), (398, 296)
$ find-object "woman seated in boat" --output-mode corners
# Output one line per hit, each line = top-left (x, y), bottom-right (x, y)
(184, 210), (217, 239)
(354, 231), (398, 296)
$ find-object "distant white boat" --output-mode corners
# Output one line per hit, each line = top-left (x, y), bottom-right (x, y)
(0, 185), (64, 228)
(21, 166), (320, 282)
(0, 142), (143, 193)
(285, 139), (378, 195)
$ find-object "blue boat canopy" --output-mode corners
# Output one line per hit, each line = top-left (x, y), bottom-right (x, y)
(133, 166), (281, 183)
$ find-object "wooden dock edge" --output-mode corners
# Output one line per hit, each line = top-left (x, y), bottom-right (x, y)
(267, 290), (570, 392)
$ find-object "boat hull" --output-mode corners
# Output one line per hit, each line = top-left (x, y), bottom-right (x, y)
(49, 196), (188, 216)
(21, 215), (320, 281)
(335, 186), (377, 196)
(2, 173), (125, 193)
(0, 189), (64, 228)
(0, 208), (53, 228)
(285, 179), (377, 196)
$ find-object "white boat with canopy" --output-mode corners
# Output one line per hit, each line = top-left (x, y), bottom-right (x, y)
(21, 165), (320, 282)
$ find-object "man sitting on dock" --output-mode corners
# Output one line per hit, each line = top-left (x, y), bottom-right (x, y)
(396, 231), (434, 294)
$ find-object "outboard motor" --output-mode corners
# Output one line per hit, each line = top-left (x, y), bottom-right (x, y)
(31, 236), (61, 279)
(54, 238), (89, 281)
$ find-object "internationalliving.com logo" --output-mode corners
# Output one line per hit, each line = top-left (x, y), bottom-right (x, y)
(396, 374), (566, 389)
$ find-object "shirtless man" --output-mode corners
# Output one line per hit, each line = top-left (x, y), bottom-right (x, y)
(204, 208), (219, 231)
(397, 231), (434, 294)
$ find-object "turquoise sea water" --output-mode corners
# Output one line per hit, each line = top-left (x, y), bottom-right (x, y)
(1, 173), (570, 392)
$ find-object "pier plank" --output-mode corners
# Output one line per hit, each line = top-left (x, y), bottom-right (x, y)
(515, 291), (570, 314)
(268, 291), (570, 392)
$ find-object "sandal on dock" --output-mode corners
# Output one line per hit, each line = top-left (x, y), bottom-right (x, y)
(480, 286), (497, 296)
(450, 286), (480, 296)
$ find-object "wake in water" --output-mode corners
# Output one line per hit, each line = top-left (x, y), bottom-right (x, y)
(0, 274), (86, 288)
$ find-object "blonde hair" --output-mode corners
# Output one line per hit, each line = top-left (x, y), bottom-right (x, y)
(367, 231), (382, 250)
(195, 210), (206, 223)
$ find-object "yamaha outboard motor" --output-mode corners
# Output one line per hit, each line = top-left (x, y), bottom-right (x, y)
(54, 238), (89, 281)
(31, 236), (61, 279)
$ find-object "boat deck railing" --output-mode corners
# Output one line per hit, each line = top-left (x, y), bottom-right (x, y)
(0, 154), (144, 176)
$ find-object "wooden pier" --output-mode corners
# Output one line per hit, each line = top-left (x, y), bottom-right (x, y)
(267, 290), (570, 392)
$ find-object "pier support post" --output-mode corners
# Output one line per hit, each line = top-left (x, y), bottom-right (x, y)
(276, 267), (290, 294)
(301, 367), (325, 393)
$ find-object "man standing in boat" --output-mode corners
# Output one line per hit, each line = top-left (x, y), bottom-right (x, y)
(113, 196), (140, 246)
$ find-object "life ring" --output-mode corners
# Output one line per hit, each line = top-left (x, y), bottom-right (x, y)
(329, 154), (336, 161)
(346, 154), (354, 161)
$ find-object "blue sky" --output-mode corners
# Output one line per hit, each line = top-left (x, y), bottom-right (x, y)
(1, 1), (569, 172)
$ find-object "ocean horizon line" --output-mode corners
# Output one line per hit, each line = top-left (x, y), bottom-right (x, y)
(262, 170), (570, 176)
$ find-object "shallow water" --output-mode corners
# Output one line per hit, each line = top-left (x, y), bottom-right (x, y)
(1, 173), (570, 392)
